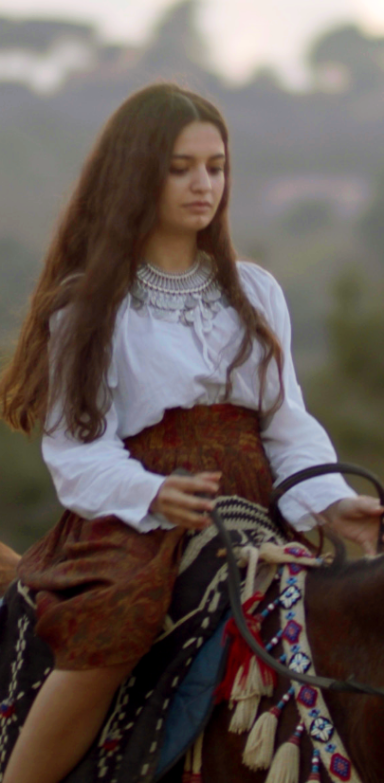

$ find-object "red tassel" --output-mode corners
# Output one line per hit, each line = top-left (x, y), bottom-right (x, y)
(215, 592), (276, 704)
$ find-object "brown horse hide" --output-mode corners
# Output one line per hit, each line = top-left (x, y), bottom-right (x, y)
(1, 541), (384, 781)
(190, 548), (384, 783)
(306, 550), (384, 783)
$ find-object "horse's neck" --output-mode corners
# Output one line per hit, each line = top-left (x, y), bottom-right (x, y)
(306, 557), (384, 783)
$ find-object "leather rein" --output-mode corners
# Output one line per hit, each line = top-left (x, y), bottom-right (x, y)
(211, 462), (384, 699)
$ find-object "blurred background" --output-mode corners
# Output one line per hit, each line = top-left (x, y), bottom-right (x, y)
(0, 0), (383, 552)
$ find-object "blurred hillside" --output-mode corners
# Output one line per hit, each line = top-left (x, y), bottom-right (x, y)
(1, 4), (384, 357)
(0, 1), (383, 551)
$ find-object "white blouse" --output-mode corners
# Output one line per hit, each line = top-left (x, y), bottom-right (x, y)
(42, 260), (355, 532)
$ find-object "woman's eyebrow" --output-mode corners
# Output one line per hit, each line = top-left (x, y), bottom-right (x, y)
(171, 153), (226, 160)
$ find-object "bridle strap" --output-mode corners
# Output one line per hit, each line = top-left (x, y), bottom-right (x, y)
(211, 461), (384, 698)
(269, 462), (384, 555)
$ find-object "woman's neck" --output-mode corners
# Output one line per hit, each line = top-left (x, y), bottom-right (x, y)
(143, 232), (197, 273)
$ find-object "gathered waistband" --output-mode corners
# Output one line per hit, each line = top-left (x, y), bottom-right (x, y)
(125, 403), (272, 507)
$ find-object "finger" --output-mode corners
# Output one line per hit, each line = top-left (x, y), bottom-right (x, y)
(355, 496), (384, 513)
(171, 473), (221, 487)
(194, 472), (222, 479)
(361, 496), (384, 511)
(356, 521), (380, 555)
(159, 490), (215, 513)
(165, 476), (221, 495)
(161, 506), (213, 530)
(170, 471), (221, 481)
(172, 471), (222, 479)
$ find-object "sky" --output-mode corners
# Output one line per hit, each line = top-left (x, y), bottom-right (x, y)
(1, 0), (384, 85)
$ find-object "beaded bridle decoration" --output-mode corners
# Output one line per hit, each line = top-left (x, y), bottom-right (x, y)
(276, 549), (360, 783)
(184, 543), (361, 783)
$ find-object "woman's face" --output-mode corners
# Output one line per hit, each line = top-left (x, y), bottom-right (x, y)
(156, 121), (226, 236)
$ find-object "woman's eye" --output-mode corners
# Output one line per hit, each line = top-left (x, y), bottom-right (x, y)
(169, 166), (224, 176)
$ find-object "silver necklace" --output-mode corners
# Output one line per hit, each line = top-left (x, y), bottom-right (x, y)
(130, 253), (229, 326)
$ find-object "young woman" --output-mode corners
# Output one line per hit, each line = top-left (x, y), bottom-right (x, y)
(0, 82), (382, 783)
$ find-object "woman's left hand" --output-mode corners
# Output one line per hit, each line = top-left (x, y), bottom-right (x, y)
(321, 496), (384, 556)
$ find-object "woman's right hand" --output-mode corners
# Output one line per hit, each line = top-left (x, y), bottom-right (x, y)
(0, 541), (21, 596)
(150, 471), (221, 530)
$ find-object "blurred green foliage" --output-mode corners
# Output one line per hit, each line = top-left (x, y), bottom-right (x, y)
(1, 15), (384, 554)
(305, 270), (384, 484)
(279, 200), (334, 235)
(359, 169), (384, 265)
(0, 422), (59, 553)
(0, 238), (37, 339)
(308, 24), (384, 92)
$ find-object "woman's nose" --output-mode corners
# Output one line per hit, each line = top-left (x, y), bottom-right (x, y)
(191, 166), (211, 192)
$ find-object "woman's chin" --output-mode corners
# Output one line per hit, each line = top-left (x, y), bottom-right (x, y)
(159, 214), (214, 236)
(184, 214), (213, 232)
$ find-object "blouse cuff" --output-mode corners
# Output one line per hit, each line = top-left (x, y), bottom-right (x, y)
(137, 510), (176, 532)
(98, 471), (168, 532)
(277, 474), (357, 531)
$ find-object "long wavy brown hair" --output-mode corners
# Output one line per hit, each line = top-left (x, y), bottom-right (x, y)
(0, 82), (284, 443)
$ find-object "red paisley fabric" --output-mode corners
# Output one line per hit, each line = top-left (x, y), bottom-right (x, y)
(17, 404), (273, 671)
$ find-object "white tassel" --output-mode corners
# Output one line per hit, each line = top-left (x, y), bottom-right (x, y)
(231, 657), (272, 703)
(265, 723), (304, 783)
(182, 734), (204, 782)
(265, 740), (300, 783)
(228, 657), (272, 734)
(229, 693), (261, 733)
(191, 733), (204, 775)
(241, 546), (260, 602)
(184, 748), (192, 774)
(242, 709), (279, 770)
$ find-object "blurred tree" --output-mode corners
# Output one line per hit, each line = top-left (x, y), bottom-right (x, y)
(308, 24), (384, 92)
(327, 273), (384, 390)
(0, 236), (58, 553)
(245, 66), (283, 94)
(359, 168), (384, 264)
(305, 269), (384, 478)
(138, 0), (220, 89)
(0, 17), (94, 52)
(0, 237), (38, 340)
(0, 421), (59, 553)
(279, 200), (334, 234)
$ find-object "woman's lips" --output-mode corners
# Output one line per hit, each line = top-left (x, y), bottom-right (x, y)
(183, 202), (212, 211)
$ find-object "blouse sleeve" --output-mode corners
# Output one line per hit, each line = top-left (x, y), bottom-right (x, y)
(239, 263), (356, 530)
(41, 311), (171, 533)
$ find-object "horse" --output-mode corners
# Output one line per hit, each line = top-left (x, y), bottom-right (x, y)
(160, 539), (384, 783)
(1, 538), (384, 783)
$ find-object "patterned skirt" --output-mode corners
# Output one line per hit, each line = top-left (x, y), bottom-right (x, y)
(17, 404), (274, 672)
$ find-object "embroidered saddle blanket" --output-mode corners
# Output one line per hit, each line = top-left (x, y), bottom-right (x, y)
(0, 497), (286, 783)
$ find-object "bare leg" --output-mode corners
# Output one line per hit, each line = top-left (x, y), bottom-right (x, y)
(3, 663), (131, 783)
